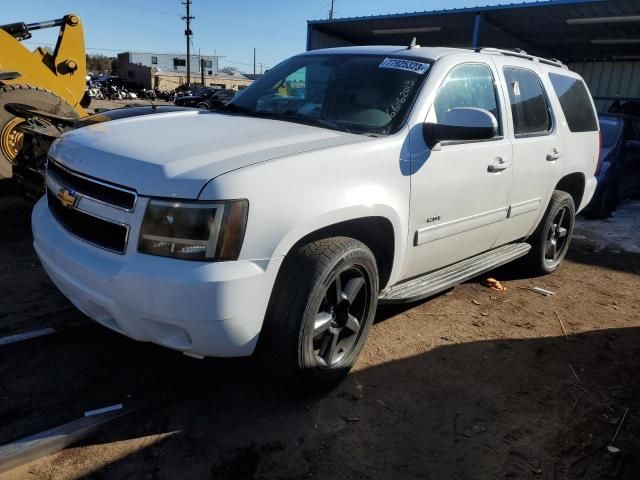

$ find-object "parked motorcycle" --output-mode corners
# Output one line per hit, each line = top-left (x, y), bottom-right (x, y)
(87, 83), (104, 100)
(139, 89), (157, 100)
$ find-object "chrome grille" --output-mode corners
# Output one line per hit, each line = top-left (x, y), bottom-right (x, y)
(47, 159), (137, 211)
(47, 189), (130, 254)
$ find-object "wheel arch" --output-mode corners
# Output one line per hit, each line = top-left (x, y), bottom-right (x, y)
(276, 214), (400, 291)
(555, 172), (586, 210)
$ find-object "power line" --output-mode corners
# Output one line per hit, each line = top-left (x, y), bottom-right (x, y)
(22, 41), (267, 69)
(221, 59), (257, 66)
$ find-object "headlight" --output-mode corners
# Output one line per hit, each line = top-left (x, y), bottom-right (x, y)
(139, 199), (248, 261)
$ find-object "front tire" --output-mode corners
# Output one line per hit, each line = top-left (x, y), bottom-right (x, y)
(520, 190), (575, 275)
(259, 237), (379, 390)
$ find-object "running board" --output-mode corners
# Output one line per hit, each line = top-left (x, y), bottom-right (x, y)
(379, 243), (531, 304)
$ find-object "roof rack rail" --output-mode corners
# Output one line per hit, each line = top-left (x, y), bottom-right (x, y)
(474, 47), (567, 69)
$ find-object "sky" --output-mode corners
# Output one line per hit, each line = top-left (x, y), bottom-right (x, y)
(7, 0), (521, 73)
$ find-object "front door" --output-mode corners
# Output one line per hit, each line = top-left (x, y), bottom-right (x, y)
(401, 62), (512, 280)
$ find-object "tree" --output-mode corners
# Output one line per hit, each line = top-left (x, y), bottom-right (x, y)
(86, 54), (117, 75)
(219, 66), (238, 75)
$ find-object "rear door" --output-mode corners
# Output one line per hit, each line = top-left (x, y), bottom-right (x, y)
(492, 61), (563, 245)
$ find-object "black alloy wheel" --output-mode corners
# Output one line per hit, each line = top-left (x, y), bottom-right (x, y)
(310, 265), (370, 368)
(259, 237), (379, 390)
(544, 205), (572, 267)
(518, 190), (575, 275)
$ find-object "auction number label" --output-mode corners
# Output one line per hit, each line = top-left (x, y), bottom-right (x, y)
(379, 58), (430, 75)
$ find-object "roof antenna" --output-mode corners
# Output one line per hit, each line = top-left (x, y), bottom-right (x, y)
(407, 37), (419, 49)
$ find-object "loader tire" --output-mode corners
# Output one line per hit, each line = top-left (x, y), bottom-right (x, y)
(0, 85), (78, 179)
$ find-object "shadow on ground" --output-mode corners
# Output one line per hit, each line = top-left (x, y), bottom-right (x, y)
(0, 183), (638, 479)
(10, 326), (635, 480)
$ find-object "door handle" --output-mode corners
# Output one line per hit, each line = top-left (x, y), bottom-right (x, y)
(546, 148), (561, 161)
(488, 157), (511, 173)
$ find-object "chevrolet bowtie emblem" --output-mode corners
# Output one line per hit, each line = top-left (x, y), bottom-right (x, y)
(57, 188), (78, 208)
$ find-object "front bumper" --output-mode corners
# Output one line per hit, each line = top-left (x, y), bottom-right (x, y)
(32, 197), (282, 357)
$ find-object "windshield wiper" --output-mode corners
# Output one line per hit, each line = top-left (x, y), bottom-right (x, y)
(216, 105), (366, 135)
(279, 111), (357, 134)
(214, 103), (256, 115)
(309, 118), (357, 134)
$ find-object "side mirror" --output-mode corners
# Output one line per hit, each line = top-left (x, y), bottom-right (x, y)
(423, 107), (498, 149)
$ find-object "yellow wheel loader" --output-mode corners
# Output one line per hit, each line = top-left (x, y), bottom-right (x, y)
(0, 14), (88, 179)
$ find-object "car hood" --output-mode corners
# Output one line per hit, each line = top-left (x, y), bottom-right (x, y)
(49, 110), (369, 198)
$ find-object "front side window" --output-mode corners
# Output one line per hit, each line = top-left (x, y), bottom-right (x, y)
(432, 63), (501, 134)
(548, 73), (597, 132)
(504, 67), (552, 137)
(229, 54), (431, 135)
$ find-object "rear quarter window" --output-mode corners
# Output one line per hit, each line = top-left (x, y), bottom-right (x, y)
(549, 73), (598, 132)
(503, 67), (552, 137)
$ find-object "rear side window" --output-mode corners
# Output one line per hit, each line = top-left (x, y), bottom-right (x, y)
(549, 73), (598, 132)
(504, 67), (552, 137)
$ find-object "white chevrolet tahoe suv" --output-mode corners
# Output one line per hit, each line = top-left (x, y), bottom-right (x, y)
(33, 46), (599, 387)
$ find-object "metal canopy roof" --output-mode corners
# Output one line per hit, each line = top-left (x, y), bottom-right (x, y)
(307, 0), (640, 62)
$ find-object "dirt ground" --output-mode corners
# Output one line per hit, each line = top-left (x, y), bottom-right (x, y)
(0, 185), (638, 480)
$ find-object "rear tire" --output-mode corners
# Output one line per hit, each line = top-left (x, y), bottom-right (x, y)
(0, 85), (78, 179)
(519, 190), (575, 275)
(259, 237), (379, 391)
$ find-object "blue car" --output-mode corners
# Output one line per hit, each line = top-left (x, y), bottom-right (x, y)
(585, 113), (640, 218)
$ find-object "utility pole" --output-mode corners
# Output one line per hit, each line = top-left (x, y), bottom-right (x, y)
(201, 58), (205, 86)
(253, 47), (256, 75)
(329, 0), (335, 20)
(182, 0), (194, 88)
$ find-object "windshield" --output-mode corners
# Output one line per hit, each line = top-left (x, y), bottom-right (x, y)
(229, 54), (431, 135)
(599, 117), (621, 149)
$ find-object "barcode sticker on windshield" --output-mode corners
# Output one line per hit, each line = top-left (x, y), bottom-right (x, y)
(379, 58), (429, 75)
